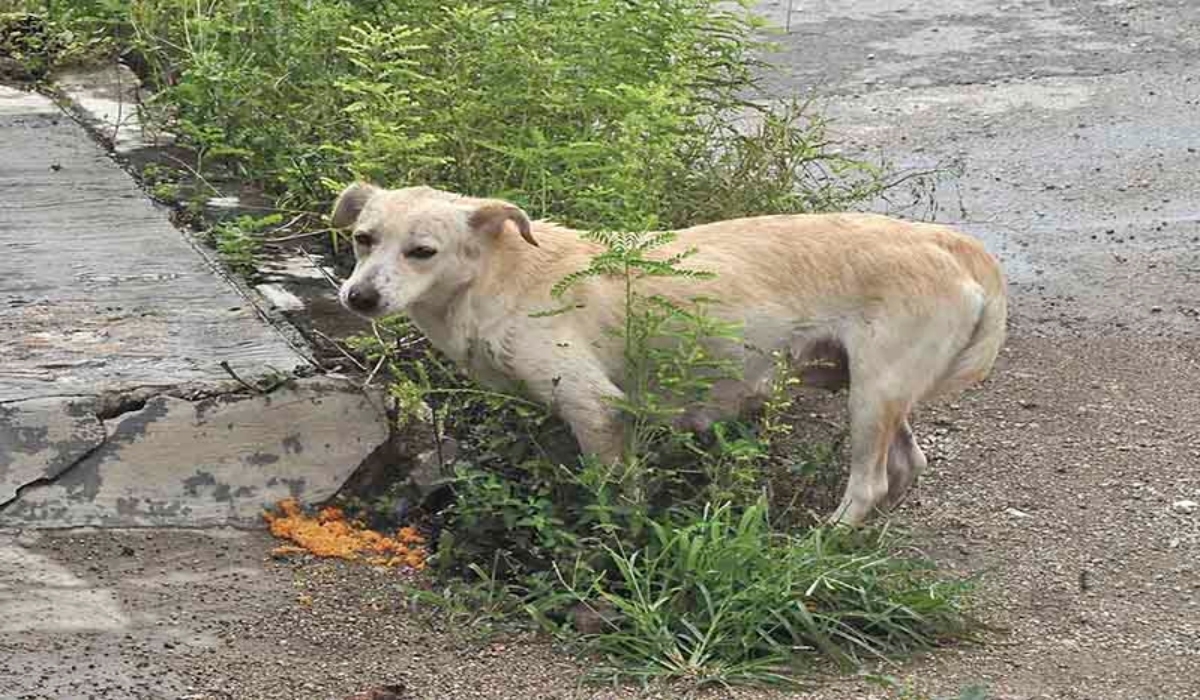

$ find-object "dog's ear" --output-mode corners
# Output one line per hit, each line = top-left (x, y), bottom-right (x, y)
(330, 182), (380, 229)
(467, 200), (538, 247)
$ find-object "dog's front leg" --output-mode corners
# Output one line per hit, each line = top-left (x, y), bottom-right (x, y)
(519, 362), (627, 464)
(562, 398), (626, 464)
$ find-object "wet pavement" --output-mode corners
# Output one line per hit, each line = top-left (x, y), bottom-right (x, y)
(759, 0), (1200, 337)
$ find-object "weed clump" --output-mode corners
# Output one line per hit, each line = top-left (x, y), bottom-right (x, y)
(573, 502), (973, 685)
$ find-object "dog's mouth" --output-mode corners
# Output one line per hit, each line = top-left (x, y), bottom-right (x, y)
(342, 305), (384, 320)
(341, 300), (389, 320)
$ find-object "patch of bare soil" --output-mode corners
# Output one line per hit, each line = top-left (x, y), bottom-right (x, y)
(820, 332), (1200, 700)
(13, 328), (1195, 700)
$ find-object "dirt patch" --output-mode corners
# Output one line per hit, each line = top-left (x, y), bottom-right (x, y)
(5, 333), (1197, 700)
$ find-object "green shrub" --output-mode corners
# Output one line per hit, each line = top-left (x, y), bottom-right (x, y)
(0, 8), (116, 79)
(33, 0), (884, 227)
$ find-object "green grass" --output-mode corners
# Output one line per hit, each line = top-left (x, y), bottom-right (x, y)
(206, 213), (280, 277)
(561, 501), (975, 686)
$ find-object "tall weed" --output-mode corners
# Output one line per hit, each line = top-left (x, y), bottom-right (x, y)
(34, 0), (885, 226)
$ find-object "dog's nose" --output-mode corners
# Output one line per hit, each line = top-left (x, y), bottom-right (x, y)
(346, 284), (380, 313)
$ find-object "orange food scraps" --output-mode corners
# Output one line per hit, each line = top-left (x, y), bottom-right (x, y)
(264, 498), (427, 570)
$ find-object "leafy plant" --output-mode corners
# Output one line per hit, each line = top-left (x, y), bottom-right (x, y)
(207, 212), (280, 276)
(0, 8), (114, 80)
(30, 0), (889, 224)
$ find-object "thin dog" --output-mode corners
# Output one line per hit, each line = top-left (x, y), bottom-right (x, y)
(332, 184), (1007, 525)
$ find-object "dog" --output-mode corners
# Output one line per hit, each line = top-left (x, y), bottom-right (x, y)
(332, 183), (1006, 525)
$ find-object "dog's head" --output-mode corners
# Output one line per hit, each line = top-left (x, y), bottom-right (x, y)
(330, 183), (537, 318)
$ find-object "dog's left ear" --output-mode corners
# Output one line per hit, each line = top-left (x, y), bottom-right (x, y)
(330, 182), (380, 229)
(468, 201), (538, 247)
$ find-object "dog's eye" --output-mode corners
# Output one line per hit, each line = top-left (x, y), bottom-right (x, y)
(405, 246), (437, 260)
(353, 232), (373, 248)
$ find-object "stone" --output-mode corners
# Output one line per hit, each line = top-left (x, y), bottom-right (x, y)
(409, 436), (458, 497)
(1171, 500), (1198, 515)
(0, 397), (106, 505)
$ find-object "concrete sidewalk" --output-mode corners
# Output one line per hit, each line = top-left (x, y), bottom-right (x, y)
(0, 85), (387, 528)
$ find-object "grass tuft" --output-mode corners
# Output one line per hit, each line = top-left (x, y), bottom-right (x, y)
(563, 501), (975, 687)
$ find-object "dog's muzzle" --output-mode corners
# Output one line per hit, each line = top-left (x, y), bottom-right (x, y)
(344, 283), (381, 315)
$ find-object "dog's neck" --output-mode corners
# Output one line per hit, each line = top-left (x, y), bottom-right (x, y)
(405, 283), (523, 376)
(405, 293), (473, 365)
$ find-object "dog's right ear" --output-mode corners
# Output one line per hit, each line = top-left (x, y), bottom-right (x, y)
(330, 182), (380, 229)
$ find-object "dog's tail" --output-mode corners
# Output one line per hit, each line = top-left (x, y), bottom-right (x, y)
(936, 236), (1008, 396)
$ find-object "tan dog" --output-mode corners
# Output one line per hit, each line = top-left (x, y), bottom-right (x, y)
(332, 183), (1007, 525)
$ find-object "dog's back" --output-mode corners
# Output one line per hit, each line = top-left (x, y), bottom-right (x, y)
(640, 213), (1007, 398)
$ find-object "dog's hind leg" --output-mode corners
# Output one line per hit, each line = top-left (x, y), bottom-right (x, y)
(830, 388), (908, 526)
(884, 418), (927, 510)
(830, 297), (982, 525)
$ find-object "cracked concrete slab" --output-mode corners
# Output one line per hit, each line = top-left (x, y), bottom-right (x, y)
(0, 396), (105, 504)
(0, 85), (390, 527)
(0, 378), (389, 528)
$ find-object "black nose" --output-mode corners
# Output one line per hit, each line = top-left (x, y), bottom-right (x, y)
(346, 284), (380, 313)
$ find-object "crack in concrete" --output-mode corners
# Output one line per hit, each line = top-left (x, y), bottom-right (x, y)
(0, 428), (110, 513)
(2, 381), (275, 408)
(1, 377), (393, 528)
(0, 376), (343, 516)
(2, 388), (212, 512)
